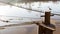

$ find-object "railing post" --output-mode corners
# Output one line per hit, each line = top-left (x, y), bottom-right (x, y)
(44, 11), (50, 25)
(35, 11), (55, 34)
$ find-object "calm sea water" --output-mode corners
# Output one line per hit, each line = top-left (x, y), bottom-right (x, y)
(0, 1), (60, 25)
(0, 1), (59, 34)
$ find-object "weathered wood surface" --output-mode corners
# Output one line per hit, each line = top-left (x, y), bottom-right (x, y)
(35, 11), (56, 34)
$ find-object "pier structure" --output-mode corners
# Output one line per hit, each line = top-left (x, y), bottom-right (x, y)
(33, 11), (56, 34)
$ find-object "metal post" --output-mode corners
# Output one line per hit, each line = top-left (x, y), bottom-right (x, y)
(36, 11), (55, 34)
(43, 11), (54, 34)
(44, 11), (50, 25)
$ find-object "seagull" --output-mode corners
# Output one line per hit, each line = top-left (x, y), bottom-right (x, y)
(48, 7), (52, 10)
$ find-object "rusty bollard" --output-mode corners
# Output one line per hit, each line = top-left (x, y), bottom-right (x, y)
(43, 11), (55, 34)
(35, 11), (56, 34)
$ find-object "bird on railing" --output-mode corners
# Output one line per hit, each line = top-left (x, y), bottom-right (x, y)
(48, 7), (52, 10)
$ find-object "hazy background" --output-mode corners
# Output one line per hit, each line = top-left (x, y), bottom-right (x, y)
(0, 1), (59, 34)
(0, 1), (60, 20)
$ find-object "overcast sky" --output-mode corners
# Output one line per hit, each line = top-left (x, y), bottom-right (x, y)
(0, 1), (60, 20)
